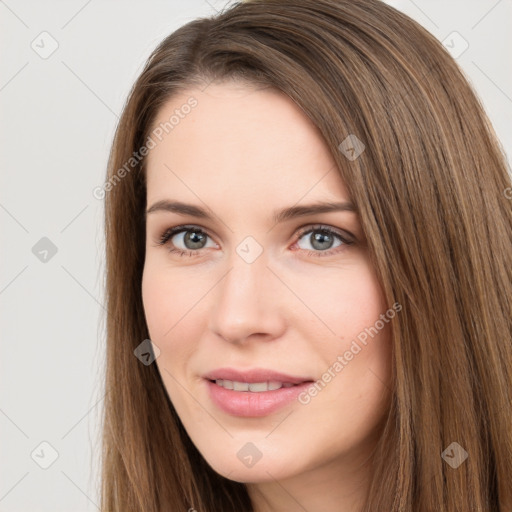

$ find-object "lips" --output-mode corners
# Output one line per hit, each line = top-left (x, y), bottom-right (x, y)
(203, 368), (313, 385)
(203, 367), (315, 417)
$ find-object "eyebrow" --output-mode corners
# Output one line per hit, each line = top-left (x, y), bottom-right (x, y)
(145, 199), (356, 224)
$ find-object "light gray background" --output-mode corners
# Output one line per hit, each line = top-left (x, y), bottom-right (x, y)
(1, 1), (510, 510)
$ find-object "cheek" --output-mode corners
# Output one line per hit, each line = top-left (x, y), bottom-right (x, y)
(292, 258), (388, 344)
(333, 263), (392, 371)
(297, 260), (393, 406)
(141, 262), (206, 341)
(141, 266), (169, 339)
(141, 264), (200, 386)
(141, 264), (206, 408)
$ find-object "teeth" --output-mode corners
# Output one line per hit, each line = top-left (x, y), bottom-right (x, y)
(248, 382), (267, 392)
(233, 381), (249, 391)
(214, 379), (296, 392)
(222, 379), (233, 390)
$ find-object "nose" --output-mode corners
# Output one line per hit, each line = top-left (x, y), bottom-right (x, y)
(208, 253), (286, 345)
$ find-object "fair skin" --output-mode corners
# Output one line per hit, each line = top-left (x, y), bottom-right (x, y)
(142, 81), (393, 512)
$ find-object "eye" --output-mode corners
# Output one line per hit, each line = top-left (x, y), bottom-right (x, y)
(156, 225), (217, 257)
(294, 225), (353, 257)
(155, 224), (354, 258)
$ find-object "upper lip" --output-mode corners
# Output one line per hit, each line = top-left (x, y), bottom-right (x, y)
(203, 368), (314, 384)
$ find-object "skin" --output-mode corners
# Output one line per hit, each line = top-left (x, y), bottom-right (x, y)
(142, 81), (393, 512)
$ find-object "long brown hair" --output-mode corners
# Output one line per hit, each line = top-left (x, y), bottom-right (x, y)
(100, 0), (512, 510)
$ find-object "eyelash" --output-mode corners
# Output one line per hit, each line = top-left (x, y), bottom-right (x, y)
(155, 224), (355, 259)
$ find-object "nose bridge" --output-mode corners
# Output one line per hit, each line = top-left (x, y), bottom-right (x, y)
(208, 249), (284, 343)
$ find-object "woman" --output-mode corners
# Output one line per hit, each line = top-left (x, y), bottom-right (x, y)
(100, 0), (512, 510)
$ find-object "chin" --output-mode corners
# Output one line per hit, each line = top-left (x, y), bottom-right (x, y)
(201, 449), (302, 484)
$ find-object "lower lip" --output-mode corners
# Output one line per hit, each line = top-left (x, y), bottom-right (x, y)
(205, 379), (312, 417)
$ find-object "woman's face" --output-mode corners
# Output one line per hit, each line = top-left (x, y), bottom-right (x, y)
(142, 81), (393, 487)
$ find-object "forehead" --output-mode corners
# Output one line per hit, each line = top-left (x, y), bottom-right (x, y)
(145, 82), (349, 207)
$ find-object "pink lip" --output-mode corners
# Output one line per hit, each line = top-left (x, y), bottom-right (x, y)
(203, 367), (312, 384)
(203, 367), (314, 417)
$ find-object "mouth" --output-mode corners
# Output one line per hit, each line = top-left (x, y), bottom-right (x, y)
(207, 379), (302, 392)
(203, 367), (314, 388)
(203, 368), (315, 417)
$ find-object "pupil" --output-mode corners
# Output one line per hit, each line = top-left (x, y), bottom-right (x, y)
(312, 231), (332, 250)
(185, 230), (206, 249)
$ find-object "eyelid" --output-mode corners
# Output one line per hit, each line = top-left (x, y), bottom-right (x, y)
(155, 224), (216, 247)
(294, 223), (355, 244)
